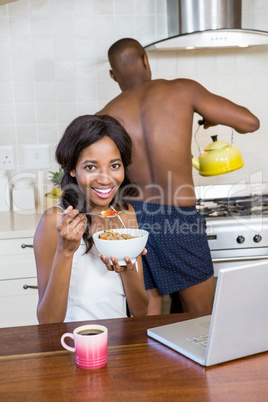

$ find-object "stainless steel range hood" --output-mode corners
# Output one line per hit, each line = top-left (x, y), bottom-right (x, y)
(145, 0), (268, 51)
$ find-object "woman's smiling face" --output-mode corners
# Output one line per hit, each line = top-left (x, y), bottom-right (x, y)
(70, 136), (125, 210)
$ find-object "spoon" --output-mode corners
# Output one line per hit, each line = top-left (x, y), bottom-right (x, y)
(59, 210), (122, 218)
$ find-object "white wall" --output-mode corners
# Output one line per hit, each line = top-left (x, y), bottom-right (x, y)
(0, 0), (267, 207)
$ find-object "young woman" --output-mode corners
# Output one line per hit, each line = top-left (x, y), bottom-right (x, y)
(34, 114), (148, 324)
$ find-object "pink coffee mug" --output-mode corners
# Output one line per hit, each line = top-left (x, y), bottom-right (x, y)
(61, 324), (108, 369)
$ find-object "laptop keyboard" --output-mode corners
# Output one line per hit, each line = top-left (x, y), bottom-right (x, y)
(186, 333), (209, 348)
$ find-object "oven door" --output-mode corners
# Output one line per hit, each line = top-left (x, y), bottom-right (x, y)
(211, 248), (268, 276)
(212, 255), (268, 277)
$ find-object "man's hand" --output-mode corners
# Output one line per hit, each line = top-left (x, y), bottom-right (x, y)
(198, 119), (218, 130)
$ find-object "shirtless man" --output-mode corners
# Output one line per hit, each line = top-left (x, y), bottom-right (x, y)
(96, 38), (260, 315)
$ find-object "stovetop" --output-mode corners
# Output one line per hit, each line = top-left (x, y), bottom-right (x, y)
(194, 185), (268, 260)
(196, 194), (268, 218)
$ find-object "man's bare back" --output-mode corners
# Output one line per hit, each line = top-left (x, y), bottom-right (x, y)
(98, 78), (259, 206)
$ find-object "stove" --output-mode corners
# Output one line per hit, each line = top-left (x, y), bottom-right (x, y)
(195, 184), (268, 276)
(197, 194), (268, 218)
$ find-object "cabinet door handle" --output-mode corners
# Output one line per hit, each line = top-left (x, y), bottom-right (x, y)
(23, 284), (38, 290)
(21, 243), (34, 249)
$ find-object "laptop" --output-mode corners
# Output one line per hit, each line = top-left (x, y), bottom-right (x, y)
(147, 260), (268, 366)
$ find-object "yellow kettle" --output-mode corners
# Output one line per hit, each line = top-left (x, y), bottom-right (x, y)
(192, 133), (244, 177)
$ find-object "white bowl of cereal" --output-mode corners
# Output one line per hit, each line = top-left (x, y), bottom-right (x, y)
(93, 228), (149, 265)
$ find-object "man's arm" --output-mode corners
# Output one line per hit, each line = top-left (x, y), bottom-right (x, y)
(189, 80), (260, 133)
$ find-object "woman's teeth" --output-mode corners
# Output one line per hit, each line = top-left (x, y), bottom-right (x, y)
(94, 188), (112, 194)
(92, 187), (114, 198)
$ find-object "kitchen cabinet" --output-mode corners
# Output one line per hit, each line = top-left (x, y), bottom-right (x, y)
(0, 212), (42, 328)
(0, 236), (38, 328)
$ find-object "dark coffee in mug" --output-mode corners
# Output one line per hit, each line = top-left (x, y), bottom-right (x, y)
(61, 324), (108, 369)
(77, 329), (104, 336)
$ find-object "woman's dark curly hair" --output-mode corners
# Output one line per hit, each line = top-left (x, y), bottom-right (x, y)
(55, 114), (138, 253)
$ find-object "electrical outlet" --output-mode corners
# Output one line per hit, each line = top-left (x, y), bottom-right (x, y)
(0, 145), (15, 170)
(24, 144), (50, 169)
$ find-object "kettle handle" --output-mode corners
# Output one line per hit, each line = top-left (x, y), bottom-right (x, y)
(230, 128), (234, 144)
(194, 122), (202, 154)
(195, 120), (235, 145)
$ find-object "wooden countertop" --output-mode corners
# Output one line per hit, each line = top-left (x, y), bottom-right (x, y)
(0, 313), (267, 401)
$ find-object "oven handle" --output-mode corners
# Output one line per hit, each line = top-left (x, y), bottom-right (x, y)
(212, 255), (268, 263)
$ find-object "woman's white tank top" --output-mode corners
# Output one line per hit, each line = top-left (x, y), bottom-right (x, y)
(64, 241), (126, 322)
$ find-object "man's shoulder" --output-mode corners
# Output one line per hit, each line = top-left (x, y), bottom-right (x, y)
(142, 78), (198, 100)
(152, 77), (197, 87)
(96, 78), (201, 114)
(96, 92), (126, 115)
